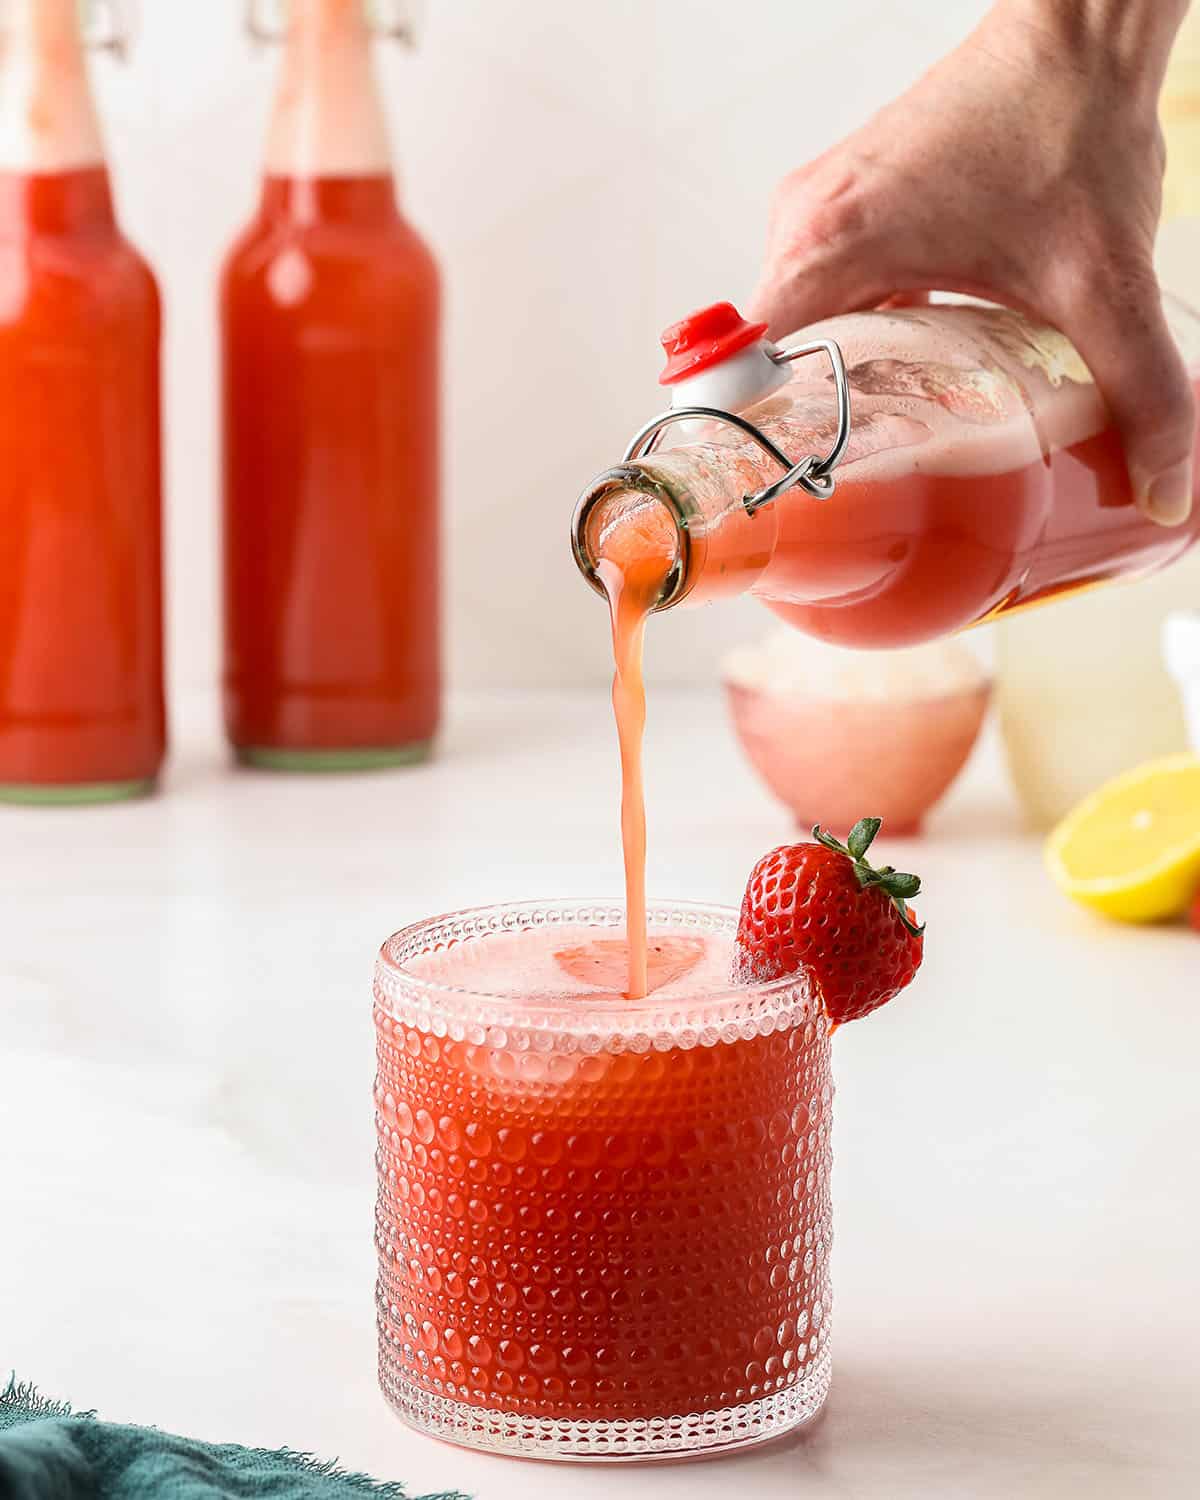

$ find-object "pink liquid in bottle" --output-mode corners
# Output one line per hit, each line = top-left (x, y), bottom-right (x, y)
(577, 300), (1200, 648)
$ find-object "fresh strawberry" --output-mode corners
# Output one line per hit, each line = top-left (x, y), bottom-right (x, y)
(1189, 888), (1200, 934)
(733, 817), (924, 1025)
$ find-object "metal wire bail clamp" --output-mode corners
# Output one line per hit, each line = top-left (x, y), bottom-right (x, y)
(85, 0), (131, 58)
(620, 336), (852, 515)
(245, 0), (418, 45)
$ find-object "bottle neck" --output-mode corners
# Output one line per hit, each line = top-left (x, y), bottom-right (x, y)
(0, 0), (106, 174)
(572, 460), (776, 614)
(263, 0), (394, 182)
(258, 172), (397, 225)
(0, 164), (114, 232)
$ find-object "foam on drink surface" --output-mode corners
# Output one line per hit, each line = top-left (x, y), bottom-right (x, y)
(407, 923), (735, 1006)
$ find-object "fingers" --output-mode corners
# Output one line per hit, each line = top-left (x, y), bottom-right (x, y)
(1054, 267), (1196, 525)
(747, 165), (896, 338)
(751, 160), (1198, 527)
(748, 265), (884, 342)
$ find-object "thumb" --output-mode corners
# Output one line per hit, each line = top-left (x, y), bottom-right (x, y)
(1058, 271), (1196, 526)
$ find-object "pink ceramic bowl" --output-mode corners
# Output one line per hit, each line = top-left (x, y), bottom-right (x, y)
(726, 678), (991, 836)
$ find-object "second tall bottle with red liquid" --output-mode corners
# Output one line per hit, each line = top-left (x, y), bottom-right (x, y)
(221, 0), (439, 769)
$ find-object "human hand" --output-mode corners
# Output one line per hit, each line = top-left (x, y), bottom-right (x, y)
(749, 0), (1196, 524)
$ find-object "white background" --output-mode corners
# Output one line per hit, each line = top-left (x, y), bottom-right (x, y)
(88, 0), (991, 695)
(10, 12), (1200, 1492)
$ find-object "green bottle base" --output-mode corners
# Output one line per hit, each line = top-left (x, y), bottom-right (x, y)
(235, 742), (432, 773)
(0, 777), (156, 806)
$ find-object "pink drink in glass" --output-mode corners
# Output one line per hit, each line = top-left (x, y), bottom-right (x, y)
(374, 901), (833, 1460)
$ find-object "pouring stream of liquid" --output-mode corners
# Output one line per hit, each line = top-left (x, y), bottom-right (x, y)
(593, 495), (679, 1000)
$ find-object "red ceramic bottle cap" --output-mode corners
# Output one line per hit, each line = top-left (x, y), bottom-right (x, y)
(658, 302), (769, 386)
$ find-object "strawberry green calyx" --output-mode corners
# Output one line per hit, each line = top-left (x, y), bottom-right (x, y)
(812, 818), (926, 937)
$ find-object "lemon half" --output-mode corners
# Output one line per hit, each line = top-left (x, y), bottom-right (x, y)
(1046, 754), (1200, 923)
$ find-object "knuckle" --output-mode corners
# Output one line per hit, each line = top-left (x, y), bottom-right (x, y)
(770, 161), (871, 265)
(807, 176), (871, 253)
(766, 167), (810, 228)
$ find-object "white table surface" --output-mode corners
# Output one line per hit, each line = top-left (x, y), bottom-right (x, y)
(3, 688), (1198, 1500)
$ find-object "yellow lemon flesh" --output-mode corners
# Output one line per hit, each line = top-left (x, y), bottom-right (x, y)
(1046, 754), (1200, 923)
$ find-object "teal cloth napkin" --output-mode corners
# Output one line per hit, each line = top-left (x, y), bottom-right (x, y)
(0, 1380), (467, 1500)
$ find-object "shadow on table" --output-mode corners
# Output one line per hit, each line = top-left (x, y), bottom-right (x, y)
(727, 1357), (1169, 1495)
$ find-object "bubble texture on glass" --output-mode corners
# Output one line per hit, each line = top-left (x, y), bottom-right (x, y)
(374, 902), (834, 1460)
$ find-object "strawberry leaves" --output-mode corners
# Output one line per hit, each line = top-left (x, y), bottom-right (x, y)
(812, 818), (925, 937)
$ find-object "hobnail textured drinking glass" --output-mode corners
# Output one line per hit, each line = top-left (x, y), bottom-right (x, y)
(373, 900), (833, 1461)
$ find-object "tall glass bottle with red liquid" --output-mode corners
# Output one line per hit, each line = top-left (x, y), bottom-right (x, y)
(0, 0), (164, 803)
(221, 0), (439, 770)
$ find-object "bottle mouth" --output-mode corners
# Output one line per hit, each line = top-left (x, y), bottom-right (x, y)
(570, 466), (691, 613)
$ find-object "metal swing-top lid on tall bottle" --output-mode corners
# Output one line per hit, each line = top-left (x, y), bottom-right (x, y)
(0, 0), (129, 173)
(246, 0), (418, 45)
(657, 301), (792, 412)
(252, 0), (418, 180)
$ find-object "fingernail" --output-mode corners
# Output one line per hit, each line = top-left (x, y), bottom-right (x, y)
(1140, 462), (1193, 527)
